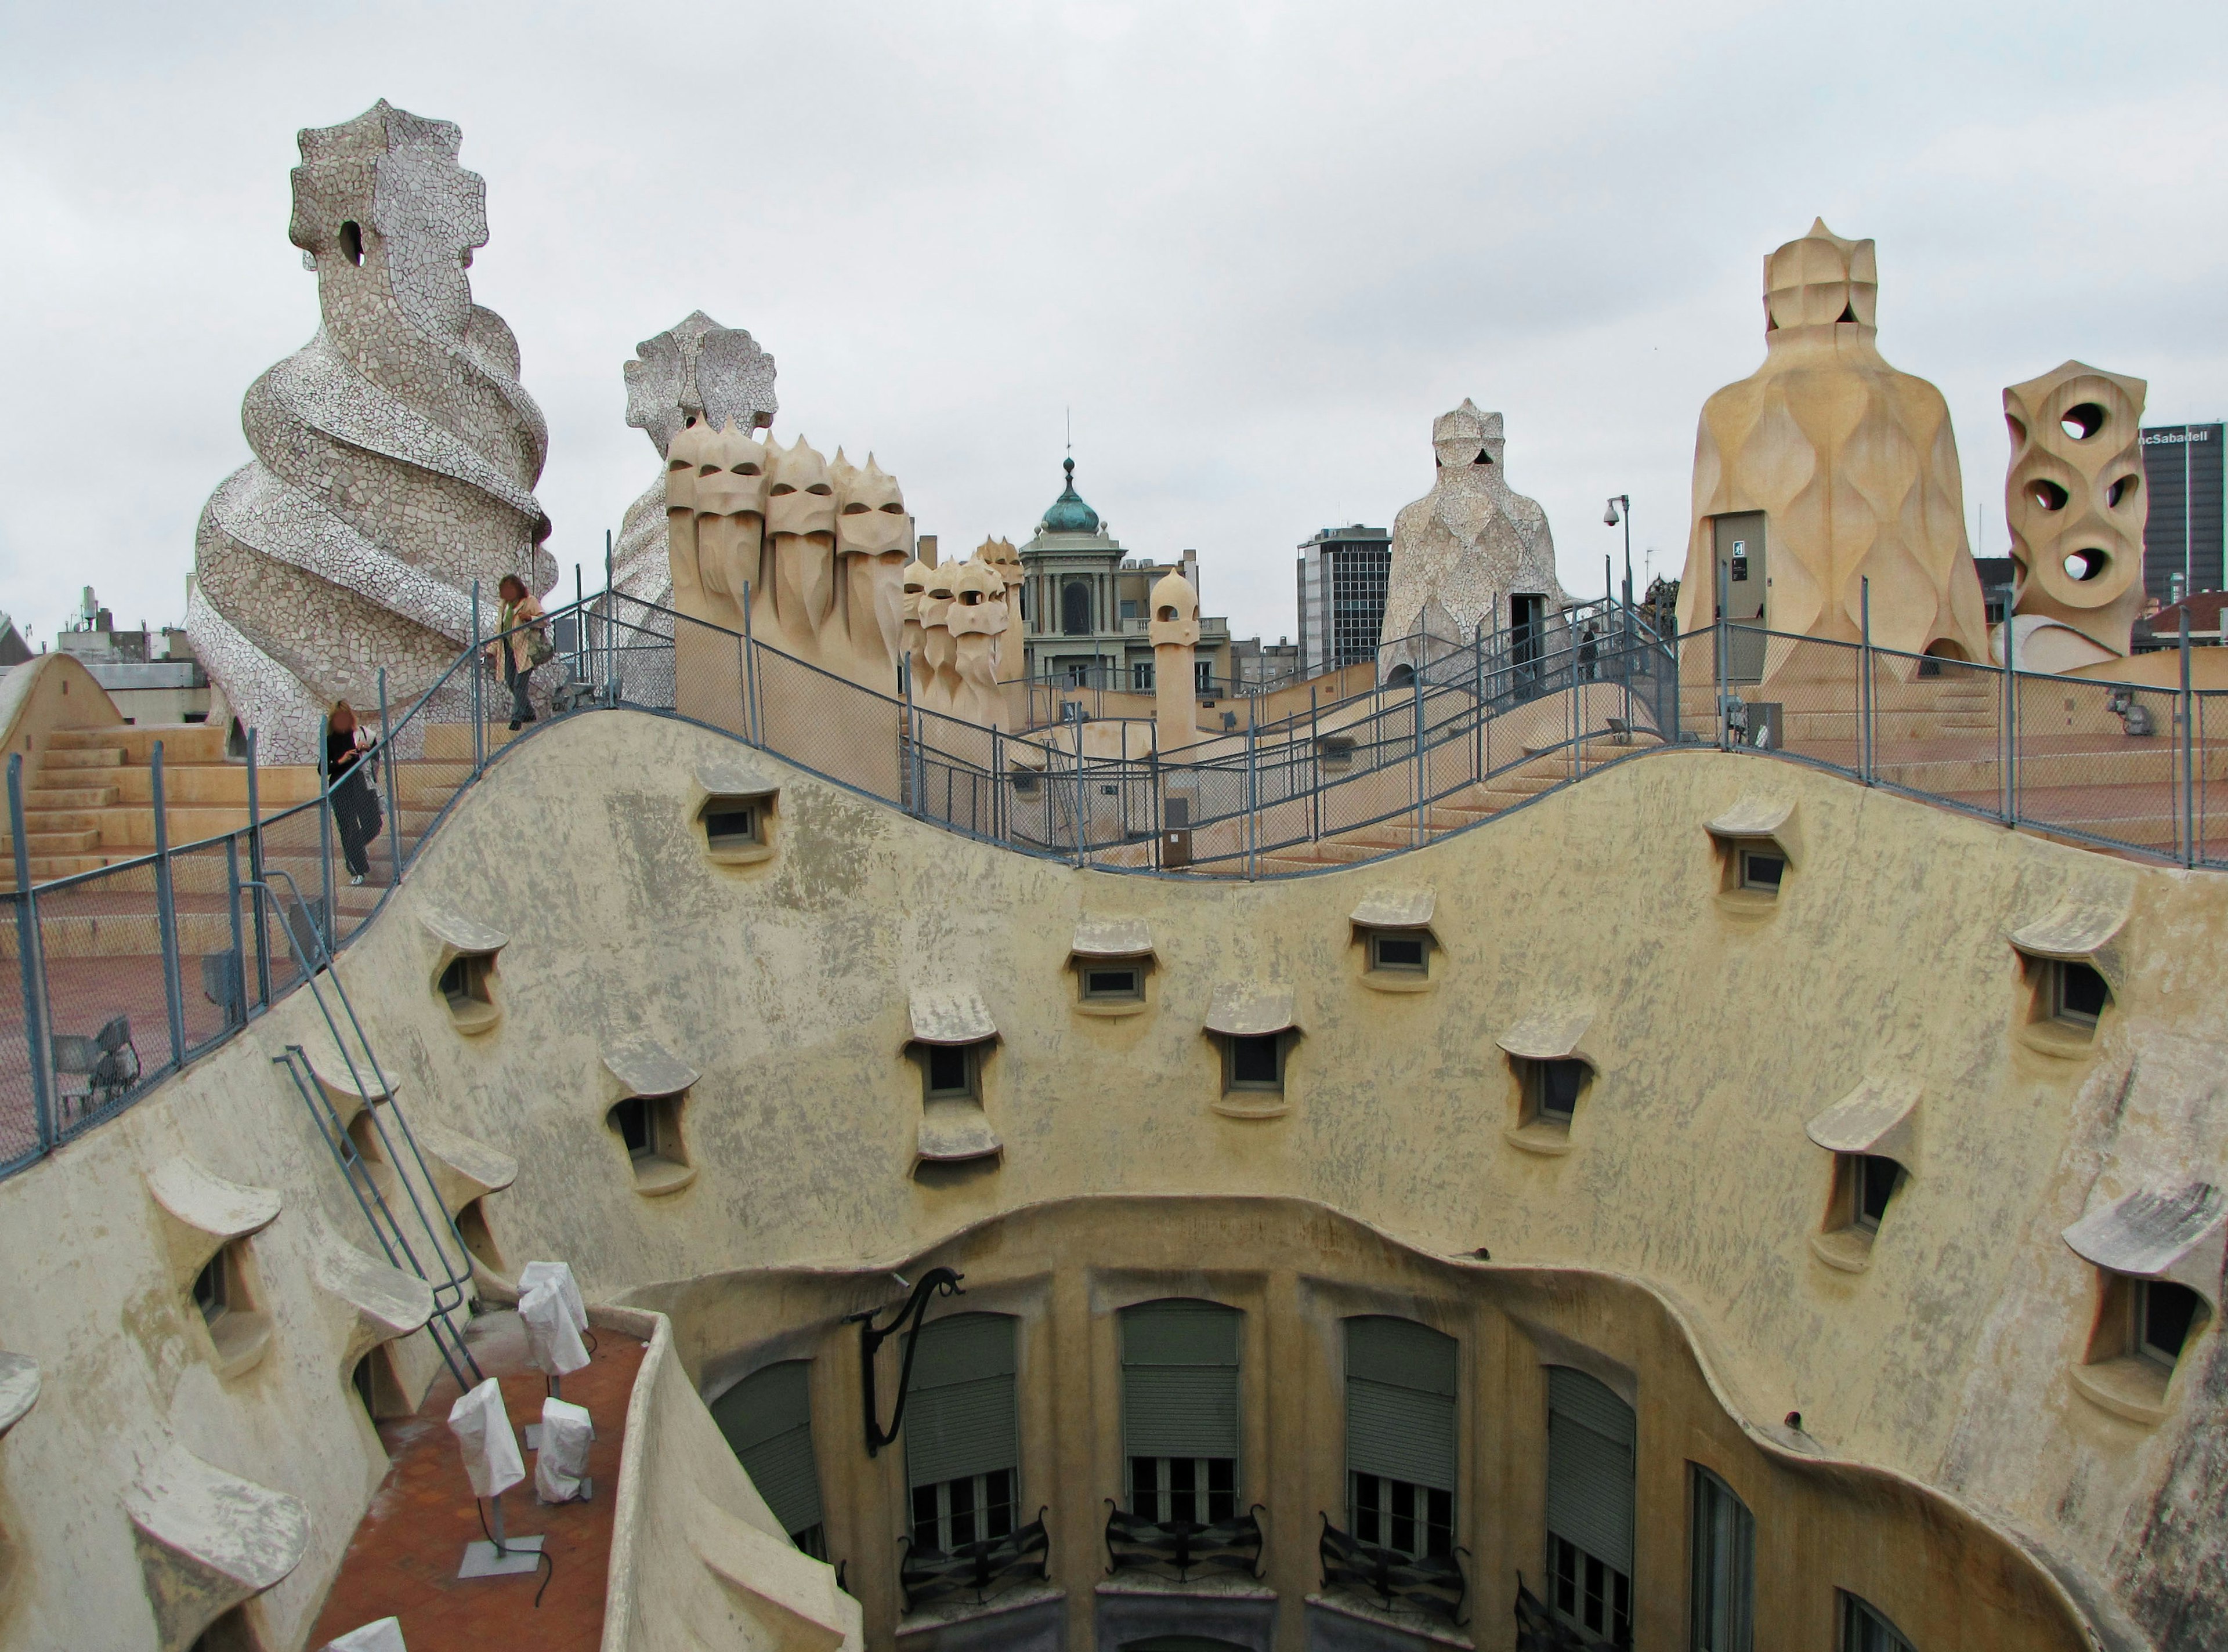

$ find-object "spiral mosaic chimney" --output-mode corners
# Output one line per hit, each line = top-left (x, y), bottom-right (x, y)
(187, 101), (554, 760)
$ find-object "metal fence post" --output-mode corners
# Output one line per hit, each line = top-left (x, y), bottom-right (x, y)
(1860, 577), (1874, 785)
(741, 581), (762, 747)
(223, 835), (246, 1031)
(1716, 564), (1730, 752)
(470, 579), (484, 777)
(1412, 671), (1426, 844)
(2182, 608), (2196, 868)
(1472, 623), (1485, 782)
(1247, 715), (1260, 878)
(318, 724), (335, 950)
(2004, 617), (2018, 826)
(9, 756), (53, 1151)
(1311, 686), (1322, 843)
(378, 668), (402, 886)
(1073, 715), (1087, 870)
(245, 729), (270, 1007)
(151, 742), (186, 1068)
(1149, 744), (1163, 871)
(900, 657), (918, 817)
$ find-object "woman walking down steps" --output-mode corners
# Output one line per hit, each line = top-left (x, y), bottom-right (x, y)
(490, 574), (551, 733)
(324, 701), (380, 887)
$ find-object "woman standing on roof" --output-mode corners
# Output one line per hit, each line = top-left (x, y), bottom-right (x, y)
(488, 573), (550, 733)
(325, 701), (379, 887)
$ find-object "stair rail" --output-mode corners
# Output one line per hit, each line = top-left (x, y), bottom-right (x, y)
(251, 868), (484, 1395)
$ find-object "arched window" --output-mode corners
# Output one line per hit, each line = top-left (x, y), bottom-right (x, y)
(1545, 1368), (1634, 1644)
(1345, 1316), (1456, 1558)
(710, 1361), (826, 1557)
(1062, 579), (1093, 636)
(905, 1313), (1019, 1553)
(1122, 1298), (1241, 1524)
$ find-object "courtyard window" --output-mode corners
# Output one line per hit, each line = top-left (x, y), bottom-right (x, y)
(1545, 1367), (1634, 1647)
(1227, 1035), (1283, 1091)
(1737, 847), (1784, 894)
(2063, 1182), (2222, 1425)
(2048, 958), (2108, 1030)
(697, 788), (777, 864)
(1840, 1592), (1916, 1652)
(711, 1361), (827, 1559)
(608, 1093), (692, 1194)
(905, 1313), (1019, 1555)
(1705, 800), (1799, 913)
(190, 1239), (272, 1379)
(1205, 984), (1299, 1116)
(1122, 1299), (1241, 1526)
(1690, 1465), (1755, 1652)
(437, 951), (500, 1034)
(1082, 963), (1144, 1003)
(1345, 1316), (1457, 1560)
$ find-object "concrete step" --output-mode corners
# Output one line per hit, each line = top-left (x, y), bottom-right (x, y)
(26, 786), (120, 810)
(49, 724), (232, 762)
(418, 725), (524, 762)
(39, 748), (124, 771)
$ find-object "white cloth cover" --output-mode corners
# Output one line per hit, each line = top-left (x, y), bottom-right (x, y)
(324, 1618), (407, 1652)
(446, 1377), (524, 1499)
(520, 1278), (591, 1377)
(536, 1396), (594, 1503)
(516, 1260), (588, 1334)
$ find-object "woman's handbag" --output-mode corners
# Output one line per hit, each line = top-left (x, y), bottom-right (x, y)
(524, 622), (555, 669)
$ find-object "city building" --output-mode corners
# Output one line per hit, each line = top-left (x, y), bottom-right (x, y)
(53, 585), (209, 724)
(1012, 458), (1235, 691)
(2139, 422), (2224, 605)
(1228, 634), (1300, 689)
(1294, 524), (1390, 677)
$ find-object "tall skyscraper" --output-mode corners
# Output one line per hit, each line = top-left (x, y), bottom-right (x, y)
(2139, 422), (2224, 602)
(1295, 524), (1391, 677)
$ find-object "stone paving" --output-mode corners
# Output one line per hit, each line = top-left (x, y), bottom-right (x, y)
(305, 1311), (646, 1652)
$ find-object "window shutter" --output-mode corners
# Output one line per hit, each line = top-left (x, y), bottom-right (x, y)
(1346, 1317), (1458, 1492)
(710, 1361), (823, 1538)
(905, 1313), (1019, 1490)
(1545, 1367), (1636, 1577)
(1122, 1299), (1240, 1459)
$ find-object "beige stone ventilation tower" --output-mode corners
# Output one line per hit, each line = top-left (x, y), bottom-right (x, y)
(1150, 570), (1201, 755)
(2001, 363), (2149, 671)
(1676, 219), (1990, 676)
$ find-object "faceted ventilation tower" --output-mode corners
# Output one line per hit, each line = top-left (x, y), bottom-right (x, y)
(1676, 219), (1989, 673)
(615, 311), (779, 606)
(187, 101), (554, 761)
(1379, 400), (1567, 683)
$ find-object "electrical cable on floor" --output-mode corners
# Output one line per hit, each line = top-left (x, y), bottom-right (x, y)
(473, 1497), (555, 1607)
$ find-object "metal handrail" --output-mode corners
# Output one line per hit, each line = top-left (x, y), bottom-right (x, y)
(3, 582), (2222, 1180)
(249, 868), (484, 1393)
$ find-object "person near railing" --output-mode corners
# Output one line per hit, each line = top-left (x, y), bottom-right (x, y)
(325, 701), (382, 887)
(1578, 622), (1598, 683)
(489, 573), (551, 732)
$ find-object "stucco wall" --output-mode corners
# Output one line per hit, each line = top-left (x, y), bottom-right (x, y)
(0, 708), (2220, 1649)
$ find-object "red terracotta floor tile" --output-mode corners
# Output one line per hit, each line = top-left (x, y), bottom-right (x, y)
(305, 1314), (646, 1651)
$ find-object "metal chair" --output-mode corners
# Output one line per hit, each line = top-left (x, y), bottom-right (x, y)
(51, 1015), (141, 1120)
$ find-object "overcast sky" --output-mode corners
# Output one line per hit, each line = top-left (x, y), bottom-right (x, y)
(3, 1), (2224, 650)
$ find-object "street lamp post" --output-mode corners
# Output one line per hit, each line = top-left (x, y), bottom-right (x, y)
(1604, 495), (1635, 722)
(1603, 496), (1633, 607)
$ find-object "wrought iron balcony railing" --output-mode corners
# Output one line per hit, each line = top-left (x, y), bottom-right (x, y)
(898, 1512), (1051, 1612)
(1318, 1514), (1468, 1625)
(1103, 1500), (1265, 1584)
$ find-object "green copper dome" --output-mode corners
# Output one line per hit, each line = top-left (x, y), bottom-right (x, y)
(1040, 457), (1101, 535)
